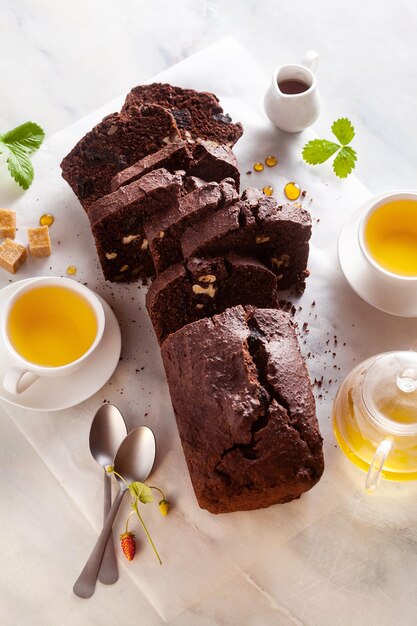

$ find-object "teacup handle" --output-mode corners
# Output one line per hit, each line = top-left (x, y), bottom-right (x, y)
(301, 50), (319, 73)
(365, 438), (393, 492)
(3, 367), (39, 395)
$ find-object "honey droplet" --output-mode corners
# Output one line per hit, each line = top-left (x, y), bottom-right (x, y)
(284, 182), (301, 201)
(67, 265), (77, 276)
(253, 162), (264, 172)
(40, 213), (54, 227)
(263, 185), (273, 196)
(265, 155), (278, 167)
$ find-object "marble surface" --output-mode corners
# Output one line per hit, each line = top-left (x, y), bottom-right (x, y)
(1, 3), (417, 626)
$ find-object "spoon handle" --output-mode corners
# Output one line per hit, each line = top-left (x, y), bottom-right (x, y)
(98, 470), (119, 584)
(73, 488), (125, 599)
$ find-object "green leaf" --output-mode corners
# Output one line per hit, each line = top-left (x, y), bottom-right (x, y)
(6, 149), (34, 190)
(0, 122), (45, 154)
(331, 118), (355, 145)
(332, 146), (357, 178)
(128, 482), (153, 504)
(302, 139), (340, 165)
(0, 122), (45, 190)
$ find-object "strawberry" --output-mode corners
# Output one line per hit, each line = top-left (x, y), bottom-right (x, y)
(159, 499), (170, 516)
(120, 531), (136, 561)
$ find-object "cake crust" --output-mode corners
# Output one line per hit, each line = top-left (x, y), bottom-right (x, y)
(161, 305), (324, 514)
(122, 83), (243, 147)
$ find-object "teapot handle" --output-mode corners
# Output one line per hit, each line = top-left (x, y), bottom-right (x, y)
(366, 438), (393, 492)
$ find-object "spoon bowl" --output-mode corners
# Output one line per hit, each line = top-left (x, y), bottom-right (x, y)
(113, 425), (156, 485)
(90, 404), (127, 469)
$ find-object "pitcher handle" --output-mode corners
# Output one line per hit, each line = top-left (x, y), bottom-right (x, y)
(366, 439), (393, 493)
(301, 50), (319, 73)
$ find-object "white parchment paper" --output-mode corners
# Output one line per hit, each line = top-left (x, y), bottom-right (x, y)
(1, 38), (417, 622)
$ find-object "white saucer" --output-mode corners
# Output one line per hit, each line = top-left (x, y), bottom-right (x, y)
(0, 279), (122, 411)
(338, 199), (417, 317)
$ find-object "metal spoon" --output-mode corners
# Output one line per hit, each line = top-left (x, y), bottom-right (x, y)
(73, 426), (156, 599)
(89, 404), (127, 585)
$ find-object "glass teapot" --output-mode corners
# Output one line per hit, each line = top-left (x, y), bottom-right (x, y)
(332, 350), (417, 491)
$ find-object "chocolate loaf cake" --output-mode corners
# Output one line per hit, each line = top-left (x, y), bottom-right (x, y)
(146, 254), (278, 345)
(161, 305), (324, 514)
(180, 188), (311, 292)
(144, 179), (238, 275)
(88, 168), (180, 281)
(60, 104), (180, 210)
(122, 83), (243, 147)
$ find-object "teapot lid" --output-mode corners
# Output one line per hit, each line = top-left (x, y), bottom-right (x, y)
(362, 351), (417, 433)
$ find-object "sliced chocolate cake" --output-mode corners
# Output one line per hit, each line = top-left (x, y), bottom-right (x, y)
(144, 179), (239, 275)
(111, 138), (239, 193)
(88, 168), (180, 281)
(122, 83), (243, 147)
(60, 104), (181, 210)
(146, 254), (278, 345)
(161, 305), (324, 514)
(186, 140), (240, 189)
(180, 188), (311, 292)
(111, 140), (192, 191)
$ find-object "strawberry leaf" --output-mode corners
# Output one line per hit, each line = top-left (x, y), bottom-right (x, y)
(331, 118), (355, 145)
(0, 121), (45, 190)
(302, 139), (340, 165)
(129, 481), (153, 504)
(333, 146), (357, 178)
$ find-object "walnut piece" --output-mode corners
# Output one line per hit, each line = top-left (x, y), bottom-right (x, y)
(192, 284), (216, 298)
(141, 238), (149, 250)
(255, 235), (270, 244)
(122, 235), (139, 244)
(105, 252), (118, 260)
(271, 253), (290, 268)
(198, 274), (216, 284)
(120, 264), (129, 272)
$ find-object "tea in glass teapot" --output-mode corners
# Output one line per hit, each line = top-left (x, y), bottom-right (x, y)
(332, 350), (417, 491)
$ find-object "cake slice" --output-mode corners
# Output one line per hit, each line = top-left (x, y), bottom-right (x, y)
(186, 140), (240, 189)
(180, 188), (311, 292)
(88, 168), (181, 281)
(146, 254), (278, 345)
(144, 178), (238, 275)
(122, 83), (243, 147)
(60, 104), (181, 210)
(110, 139), (192, 191)
(161, 305), (324, 514)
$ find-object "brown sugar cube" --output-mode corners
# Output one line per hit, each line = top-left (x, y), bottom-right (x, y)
(0, 209), (16, 239)
(0, 239), (27, 274)
(28, 225), (51, 258)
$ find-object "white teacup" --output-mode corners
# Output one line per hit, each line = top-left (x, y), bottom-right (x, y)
(358, 191), (417, 288)
(1, 277), (105, 395)
(264, 50), (320, 133)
